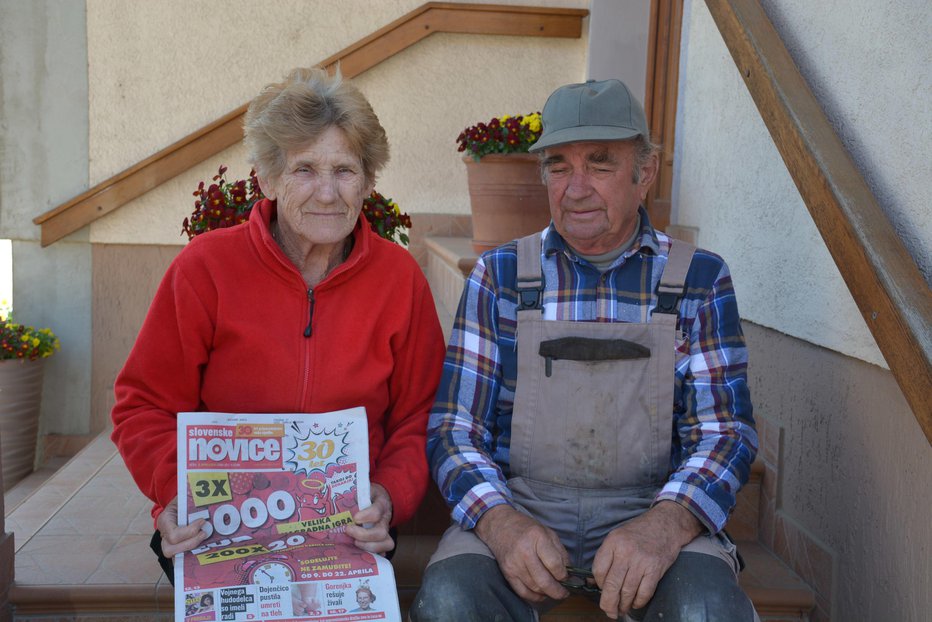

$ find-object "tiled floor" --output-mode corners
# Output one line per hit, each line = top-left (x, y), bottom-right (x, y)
(5, 432), (173, 617)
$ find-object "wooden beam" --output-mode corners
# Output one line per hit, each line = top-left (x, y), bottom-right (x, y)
(34, 3), (587, 246)
(36, 110), (244, 246)
(705, 0), (932, 442)
(643, 0), (684, 232)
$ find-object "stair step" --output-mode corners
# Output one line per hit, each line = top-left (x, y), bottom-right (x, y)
(424, 235), (477, 318)
(10, 541), (814, 621)
(737, 540), (817, 620)
(728, 459), (763, 542)
(10, 583), (172, 618)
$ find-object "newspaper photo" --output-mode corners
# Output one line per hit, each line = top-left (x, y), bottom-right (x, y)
(175, 407), (401, 622)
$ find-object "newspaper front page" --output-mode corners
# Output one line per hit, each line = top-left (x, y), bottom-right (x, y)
(175, 408), (401, 622)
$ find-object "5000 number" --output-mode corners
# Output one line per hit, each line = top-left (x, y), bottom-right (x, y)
(188, 490), (296, 537)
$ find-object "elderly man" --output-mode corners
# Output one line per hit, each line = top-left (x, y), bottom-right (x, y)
(411, 79), (758, 622)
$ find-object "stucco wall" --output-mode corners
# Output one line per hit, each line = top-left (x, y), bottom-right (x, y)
(675, 0), (932, 618)
(86, 0), (588, 245)
(674, 0), (931, 368)
(744, 322), (932, 621)
(1, 0), (614, 446)
(0, 0), (91, 441)
(586, 0), (650, 102)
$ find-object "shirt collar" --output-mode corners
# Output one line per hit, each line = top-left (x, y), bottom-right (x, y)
(542, 205), (661, 259)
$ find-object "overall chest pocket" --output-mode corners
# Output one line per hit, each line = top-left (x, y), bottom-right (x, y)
(538, 336), (651, 377)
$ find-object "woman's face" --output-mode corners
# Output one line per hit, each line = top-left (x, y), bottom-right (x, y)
(260, 126), (373, 246)
(356, 590), (372, 609)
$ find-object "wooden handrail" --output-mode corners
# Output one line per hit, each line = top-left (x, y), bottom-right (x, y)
(34, 2), (588, 247)
(706, 0), (932, 443)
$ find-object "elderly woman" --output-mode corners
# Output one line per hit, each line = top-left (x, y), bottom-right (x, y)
(110, 67), (445, 578)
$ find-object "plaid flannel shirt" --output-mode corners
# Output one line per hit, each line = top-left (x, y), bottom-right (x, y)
(427, 208), (757, 533)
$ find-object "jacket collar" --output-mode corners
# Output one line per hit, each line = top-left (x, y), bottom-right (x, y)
(249, 198), (372, 289)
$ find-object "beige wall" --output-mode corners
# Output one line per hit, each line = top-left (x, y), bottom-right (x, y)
(0, 0), (92, 445)
(87, 0), (588, 245)
(744, 322), (932, 621)
(83, 0), (590, 434)
(5, 0), (583, 441)
(674, 0), (930, 368)
(585, 0), (650, 100)
(90, 245), (183, 433)
(676, 0), (931, 618)
(0, 0), (590, 444)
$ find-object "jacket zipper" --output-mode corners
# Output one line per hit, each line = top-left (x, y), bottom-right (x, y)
(304, 289), (315, 338)
(300, 288), (314, 408)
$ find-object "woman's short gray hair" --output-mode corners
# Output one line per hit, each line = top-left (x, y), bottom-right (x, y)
(244, 67), (389, 183)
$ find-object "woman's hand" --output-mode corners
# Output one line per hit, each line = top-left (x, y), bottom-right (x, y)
(156, 496), (209, 556)
(345, 483), (394, 554)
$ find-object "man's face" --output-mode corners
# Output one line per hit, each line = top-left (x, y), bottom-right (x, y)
(541, 140), (657, 255)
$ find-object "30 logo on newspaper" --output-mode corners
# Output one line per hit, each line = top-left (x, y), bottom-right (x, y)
(285, 421), (352, 474)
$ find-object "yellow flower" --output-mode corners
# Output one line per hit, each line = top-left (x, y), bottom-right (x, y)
(522, 113), (542, 133)
(500, 115), (511, 122)
(31, 338), (40, 347)
(391, 202), (400, 215)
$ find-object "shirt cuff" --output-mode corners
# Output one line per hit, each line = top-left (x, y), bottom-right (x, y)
(654, 480), (728, 534)
(452, 481), (514, 530)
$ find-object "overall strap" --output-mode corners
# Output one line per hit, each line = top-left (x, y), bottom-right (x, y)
(654, 239), (697, 315)
(515, 233), (544, 313)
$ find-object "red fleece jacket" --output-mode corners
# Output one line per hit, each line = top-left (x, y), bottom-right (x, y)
(111, 199), (445, 526)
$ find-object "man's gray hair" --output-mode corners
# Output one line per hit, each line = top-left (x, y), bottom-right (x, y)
(631, 135), (661, 184)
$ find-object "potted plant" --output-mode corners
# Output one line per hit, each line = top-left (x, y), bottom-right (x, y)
(456, 112), (552, 253)
(182, 166), (412, 246)
(0, 304), (60, 490)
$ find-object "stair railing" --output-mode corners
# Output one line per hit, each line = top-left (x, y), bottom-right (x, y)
(32, 2), (587, 247)
(705, 0), (932, 443)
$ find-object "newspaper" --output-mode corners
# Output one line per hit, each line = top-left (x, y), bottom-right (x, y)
(176, 408), (401, 622)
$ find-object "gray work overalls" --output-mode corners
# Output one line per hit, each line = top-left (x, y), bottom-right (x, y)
(428, 233), (741, 616)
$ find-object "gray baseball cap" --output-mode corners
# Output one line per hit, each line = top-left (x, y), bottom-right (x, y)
(529, 79), (648, 152)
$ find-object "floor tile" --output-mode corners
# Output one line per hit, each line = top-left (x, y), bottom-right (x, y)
(86, 534), (164, 584)
(15, 534), (118, 584)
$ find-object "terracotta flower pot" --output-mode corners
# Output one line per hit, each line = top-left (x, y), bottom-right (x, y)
(464, 153), (552, 254)
(0, 358), (45, 491)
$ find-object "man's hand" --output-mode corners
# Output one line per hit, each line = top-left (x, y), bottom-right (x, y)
(345, 483), (394, 554)
(592, 501), (703, 619)
(475, 504), (571, 603)
(157, 496), (209, 556)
